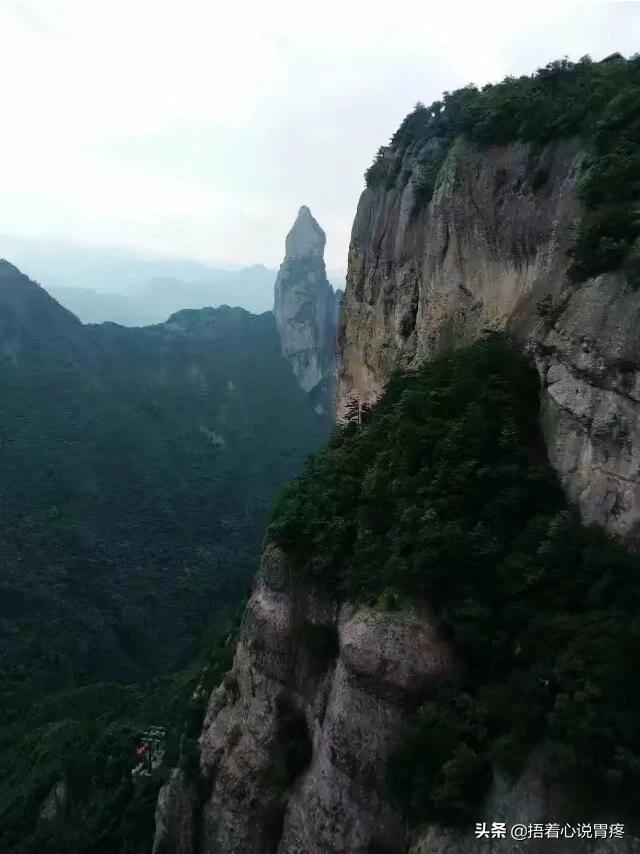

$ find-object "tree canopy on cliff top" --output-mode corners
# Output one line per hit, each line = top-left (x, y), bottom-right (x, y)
(365, 53), (640, 287)
(269, 335), (640, 826)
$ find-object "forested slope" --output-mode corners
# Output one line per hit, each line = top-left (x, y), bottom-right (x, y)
(0, 260), (329, 851)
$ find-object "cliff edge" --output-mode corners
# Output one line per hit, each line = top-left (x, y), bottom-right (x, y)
(338, 135), (640, 542)
(152, 57), (640, 854)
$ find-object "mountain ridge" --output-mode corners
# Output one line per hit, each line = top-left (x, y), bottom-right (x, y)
(0, 259), (331, 852)
(153, 54), (640, 854)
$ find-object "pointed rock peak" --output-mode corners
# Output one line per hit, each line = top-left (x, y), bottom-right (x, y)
(285, 205), (326, 260)
(296, 204), (315, 221)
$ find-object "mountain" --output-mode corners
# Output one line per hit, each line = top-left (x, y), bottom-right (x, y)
(0, 259), (87, 358)
(49, 266), (278, 326)
(0, 258), (329, 704)
(0, 236), (278, 322)
(0, 237), (230, 293)
(153, 54), (640, 854)
(0, 260), (330, 851)
(273, 206), (340, 415)
(338, 82), (640, 541)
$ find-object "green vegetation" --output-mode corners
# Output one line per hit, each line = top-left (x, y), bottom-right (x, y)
(0, 616), (237, 853)
(412, 159), (444, 207)
(365, 53), (640, 286)
(0, 271), (328, 720)
(386, 691), (491, 825)
(0, 263), (328, 850)
(269, 335), (640, 827)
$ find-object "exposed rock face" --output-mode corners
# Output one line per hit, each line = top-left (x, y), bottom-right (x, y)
(153, 546), (454, 853)
(152, 769), (199, 854)
(152, 139), (640, 854)
(154, 548), (639, 854)
(39, 779), (70, 824)
(337, 137), (640, 542)
(273, 207), (339, 414)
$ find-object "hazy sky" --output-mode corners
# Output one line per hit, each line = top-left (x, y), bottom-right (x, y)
(1, 1), (639, 272)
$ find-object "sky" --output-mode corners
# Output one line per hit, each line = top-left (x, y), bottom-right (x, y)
(0, 1), (639, 273)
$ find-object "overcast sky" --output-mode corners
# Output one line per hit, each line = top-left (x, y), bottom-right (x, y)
(1, 1), (639, 272)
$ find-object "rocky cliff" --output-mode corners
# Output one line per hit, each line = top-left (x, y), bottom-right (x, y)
(153, 59), (640, 854)
(154, 547), (640, 854)
(273, 207), (339, 415)
(337, 136), (640, 542)
(153, 546), (454, 854)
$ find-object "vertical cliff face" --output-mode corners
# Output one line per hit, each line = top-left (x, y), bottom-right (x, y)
(337, 137), (640, 543)
(152, 87), (640, 854)
(273, 206), (338, 414)
(153, 547), (455, 854)
(154, 547), (640, 854)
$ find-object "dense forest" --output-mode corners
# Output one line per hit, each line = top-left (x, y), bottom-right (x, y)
(365, 53), (640, 287)
(4, 49), (640, 854)
(0, 260), (329, 851)
(270, 336), (640, 829)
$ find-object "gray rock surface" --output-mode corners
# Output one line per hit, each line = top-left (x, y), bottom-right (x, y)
(155, 547), (452, 854)
(152, 769), (198, 854)
(273, 207), (339, 414)
(153, 549), (639, 854)
(153, 139), (640, 854)
(337, 137), (640, 542)
(39, 779), (70, 824)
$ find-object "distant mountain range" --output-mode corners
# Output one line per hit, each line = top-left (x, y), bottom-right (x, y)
(0, 205), (346, 852)
(0, 236), (346, 325)
(49, 270), (276, 326)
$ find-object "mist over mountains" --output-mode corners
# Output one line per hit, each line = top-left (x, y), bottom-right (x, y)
(0, 235), (346, 326)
